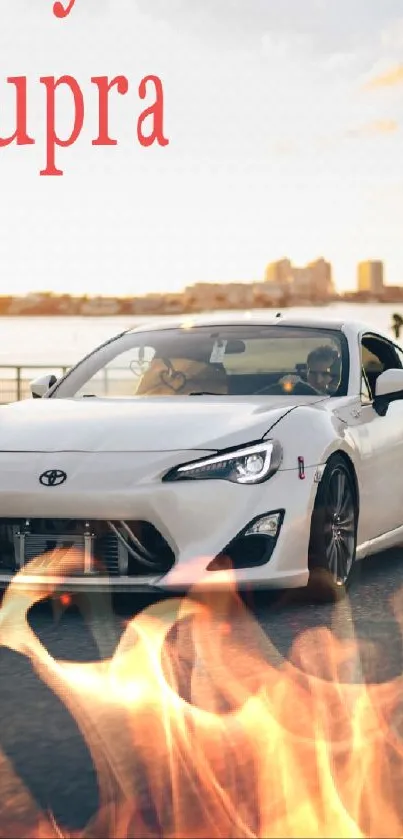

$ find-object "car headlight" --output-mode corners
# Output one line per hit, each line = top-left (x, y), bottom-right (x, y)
(164, 440), (282, 484)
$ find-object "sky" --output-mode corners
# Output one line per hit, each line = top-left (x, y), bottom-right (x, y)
(0, 1), (403, 296)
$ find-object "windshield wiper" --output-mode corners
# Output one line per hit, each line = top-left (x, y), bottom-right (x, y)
(188, 391), (222, 396)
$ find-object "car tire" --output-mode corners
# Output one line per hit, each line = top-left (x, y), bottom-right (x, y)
(307, 454), (358, 602)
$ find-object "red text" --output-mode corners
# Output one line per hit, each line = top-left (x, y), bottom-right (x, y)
(53, 0), (77, 18)
(0, 74), (169, 176)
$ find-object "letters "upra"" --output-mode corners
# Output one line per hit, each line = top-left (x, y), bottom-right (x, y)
(0, 74), (169, 176)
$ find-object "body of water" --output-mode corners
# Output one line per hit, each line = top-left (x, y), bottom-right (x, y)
(0, 302), (402, 366)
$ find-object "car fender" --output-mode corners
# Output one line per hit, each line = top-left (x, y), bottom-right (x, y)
(265, 404), (360, 476)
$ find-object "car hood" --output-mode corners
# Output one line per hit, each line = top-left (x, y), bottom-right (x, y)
(0, 396), (323, 453)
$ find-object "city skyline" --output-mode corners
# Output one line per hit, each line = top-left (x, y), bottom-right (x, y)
(1, 2), (403, 297)
(3, 255), (393, 298)
(0, 255), (395, 304)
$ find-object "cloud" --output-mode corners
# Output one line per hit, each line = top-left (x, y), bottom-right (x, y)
(345, 119), (399, 137)
(270, 140), (298, 156)
(364, 64), (403, 89)
(134, 0), (402, 54)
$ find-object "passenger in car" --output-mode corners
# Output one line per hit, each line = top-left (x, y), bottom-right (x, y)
(136, 357), (229, 395)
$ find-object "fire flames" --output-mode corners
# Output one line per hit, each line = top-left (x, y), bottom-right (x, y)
(0, 549), (403, 837)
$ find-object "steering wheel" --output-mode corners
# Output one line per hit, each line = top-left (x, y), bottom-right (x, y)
(256, 378), (320, 396)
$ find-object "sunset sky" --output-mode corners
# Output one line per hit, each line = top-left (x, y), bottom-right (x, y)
(0, 1), (403, 296)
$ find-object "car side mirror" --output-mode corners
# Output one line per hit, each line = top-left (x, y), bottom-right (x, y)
(30, 373), (58, 399)
(373, 369), (403, 415)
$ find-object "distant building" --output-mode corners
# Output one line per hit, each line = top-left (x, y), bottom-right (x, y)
(183, 282), (254, 311)
(79, 296), (120, 315)
(253, 282), (288, 306)
(357, 261), (384, 295)
(264, 259), (292, 285)
(306, 258), (334, 299)
(135, 293), (169, 314)
(291, 267), (312, 297)
(264, 257), (333, 301)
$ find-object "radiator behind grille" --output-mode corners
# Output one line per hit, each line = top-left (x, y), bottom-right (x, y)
(0, 518), (174, 577)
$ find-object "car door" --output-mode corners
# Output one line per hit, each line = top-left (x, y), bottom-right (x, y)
(353, 332), (403, 540)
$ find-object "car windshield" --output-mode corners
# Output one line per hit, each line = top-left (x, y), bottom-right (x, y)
(53, 324), (348, 399)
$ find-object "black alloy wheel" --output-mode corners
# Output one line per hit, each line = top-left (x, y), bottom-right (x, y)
(308, 454), (358, 601)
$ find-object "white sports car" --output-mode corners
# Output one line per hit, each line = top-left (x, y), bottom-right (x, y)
(1, 313), (403, 599)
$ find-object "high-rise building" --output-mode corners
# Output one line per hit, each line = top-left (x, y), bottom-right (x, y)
(306, 258), (334, 298)
(264, 257), (333, 299)
(264, 259), (292, 285)
(357, 261), (384, 294)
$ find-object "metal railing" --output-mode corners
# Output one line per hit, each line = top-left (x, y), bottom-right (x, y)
(0, 365), (142, 403)
(0, 366), (70, 403)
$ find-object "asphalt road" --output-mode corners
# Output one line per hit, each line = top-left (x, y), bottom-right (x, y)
(1, 548), (403, 834)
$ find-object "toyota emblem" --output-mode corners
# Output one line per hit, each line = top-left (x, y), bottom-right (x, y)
(39, 469), (67, 487)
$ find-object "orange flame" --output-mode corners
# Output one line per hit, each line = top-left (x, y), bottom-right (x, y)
(0, 548), (403, 837)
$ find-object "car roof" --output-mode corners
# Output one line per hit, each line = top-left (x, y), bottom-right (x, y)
(126, 312), (379, 336)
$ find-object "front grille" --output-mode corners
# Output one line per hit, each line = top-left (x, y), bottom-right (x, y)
(0, 518), (175, 578)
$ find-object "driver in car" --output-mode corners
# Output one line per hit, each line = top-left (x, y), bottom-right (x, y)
(306, 345), (340, 394)
(278, 345), (340, 395)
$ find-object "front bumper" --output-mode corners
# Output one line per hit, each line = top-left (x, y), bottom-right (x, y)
(0, 451), (319, 592)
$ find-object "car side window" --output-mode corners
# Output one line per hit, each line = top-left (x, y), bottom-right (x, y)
(393, 344), (403, 368)
(361, 334), (402, 401)
(360, 369), (372, 403)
